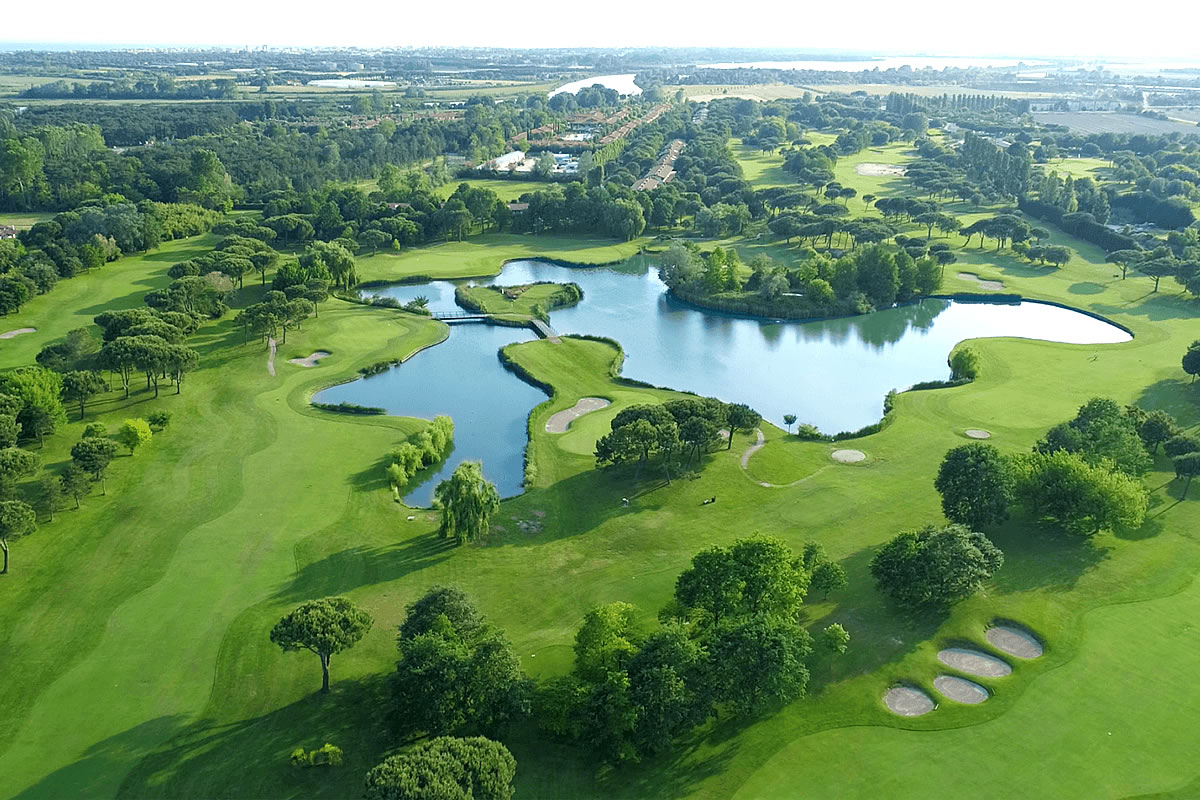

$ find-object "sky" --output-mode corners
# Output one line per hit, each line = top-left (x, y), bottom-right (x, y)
(2, 0), (1198, 58)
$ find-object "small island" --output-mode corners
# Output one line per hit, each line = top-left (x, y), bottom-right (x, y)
(454, 281), (583, 321)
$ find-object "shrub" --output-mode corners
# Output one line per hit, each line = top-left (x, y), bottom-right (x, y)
(794, 423), (828, 441)
(383, 417), (454, 490)
(290, 743), (343, 768)
(117, 418), (153, 455)
(147, 411), (172, 431)
(949, 346), (980, 381)
(311, 401), (386, 415)
(82, 422), (107, 439)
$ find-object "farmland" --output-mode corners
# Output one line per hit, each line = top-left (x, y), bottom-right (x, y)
(1034, 111), (1200, 136)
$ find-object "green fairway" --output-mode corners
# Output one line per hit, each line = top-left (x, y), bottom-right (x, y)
(4, 151), (1200, 800)
(433, 178), (553, 201)
(356, 233), (649, 283)
(0, 211), (56, 229)
(1039, 156), (1112, 181)
(733, 138), (794, 189)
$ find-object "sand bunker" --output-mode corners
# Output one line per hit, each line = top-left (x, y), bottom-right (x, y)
(934, 675), (990, 704)
(986, 625), (1044, 659)
(957, 272), (1005, 291)
(937, 648), (1012, 678)
(0, 327), (35, 339)
(965, 429), (992, 439)
(288, 351), (330, 368)
(857, 162), (907, 177)
(545, 397), (611, 433)
(883, 685), (935, 716)
(831, 449), (866, 463)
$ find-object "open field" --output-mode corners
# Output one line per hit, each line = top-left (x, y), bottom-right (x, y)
(434, 178), (552, 201)
(679, 83), (1057, 103)
(0, 211), (56, 230)
(1037, 156), (1112, 181)
(422, 81), (559, 99)
(807, 83), (1057, 99)
(356, 233), (649, 283)
(3, 124), (1200, 800)
(0, 73), (102, 97)
(350, 177), (555, 201)
(1166, 110), (1200, 123)
(1034, 112), (1200, 136)
(678, 83), (820, 102)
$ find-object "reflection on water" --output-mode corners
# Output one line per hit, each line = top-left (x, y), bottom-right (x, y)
(323, 258), (1130, 504)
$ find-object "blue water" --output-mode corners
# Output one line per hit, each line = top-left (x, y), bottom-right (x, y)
(323, 258), (1130, 505)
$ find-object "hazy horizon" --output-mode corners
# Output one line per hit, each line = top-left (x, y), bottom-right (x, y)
(3, 0), (1197, 58)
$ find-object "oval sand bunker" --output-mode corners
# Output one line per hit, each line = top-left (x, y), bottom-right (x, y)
(965, 429), (991, 439)
(986, 625), (1044, 659)
(856, 162), (906, 177)
(545, 397), (610, 433)
(937, 647), (1012, 677)
(934, 674), (989, 704)
(883, 685), (935, 716)
(831, 449), (866, 463)
(0, 327), (36, 339)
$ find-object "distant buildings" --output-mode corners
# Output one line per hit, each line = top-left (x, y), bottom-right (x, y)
(479, 151), (526, 171)
(634, 139), (684, 191)
(0, 225), (17, 240)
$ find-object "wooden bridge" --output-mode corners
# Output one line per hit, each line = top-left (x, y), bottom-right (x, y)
(430, 311), (560, 342)
(431, 311), (490, 322)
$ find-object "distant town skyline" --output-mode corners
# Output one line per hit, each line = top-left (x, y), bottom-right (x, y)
(3, 0), (1196, 59)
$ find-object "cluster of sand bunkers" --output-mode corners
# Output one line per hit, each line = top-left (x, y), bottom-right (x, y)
(883, 623), (1044, 716)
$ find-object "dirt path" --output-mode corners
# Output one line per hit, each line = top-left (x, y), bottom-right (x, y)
(267, 337), (277, 376)
(740, 428), (765, 469)
(736, 428), (834, 488)
(545, 397), (610, 433)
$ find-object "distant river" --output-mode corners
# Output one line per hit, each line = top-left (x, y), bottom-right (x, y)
(316, 258), (1129, 505)
(549, 74), (642, 97)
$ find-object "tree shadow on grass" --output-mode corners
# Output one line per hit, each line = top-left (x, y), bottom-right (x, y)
(77, 288), (161, 317)
(492, 462), (671, 548)
(1135, 379), (1200, 429)
(271, 531), (458, 604)
(116, 677), (394, 800)
(801, 547), (949, 694)
(595, 730), (740, 800)
(1091, 291), (1199, 322)
(986, 520), (1108, 594)
(12, 715), (188, 800)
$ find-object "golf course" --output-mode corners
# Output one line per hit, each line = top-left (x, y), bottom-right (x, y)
(2, 117), (1200, 800)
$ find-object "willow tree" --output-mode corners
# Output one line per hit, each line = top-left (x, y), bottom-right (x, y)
(434, 461), (500, 545)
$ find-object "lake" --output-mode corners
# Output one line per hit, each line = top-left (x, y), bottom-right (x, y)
(321, 258), (1130, 505)
(549, 74), (642, 97)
